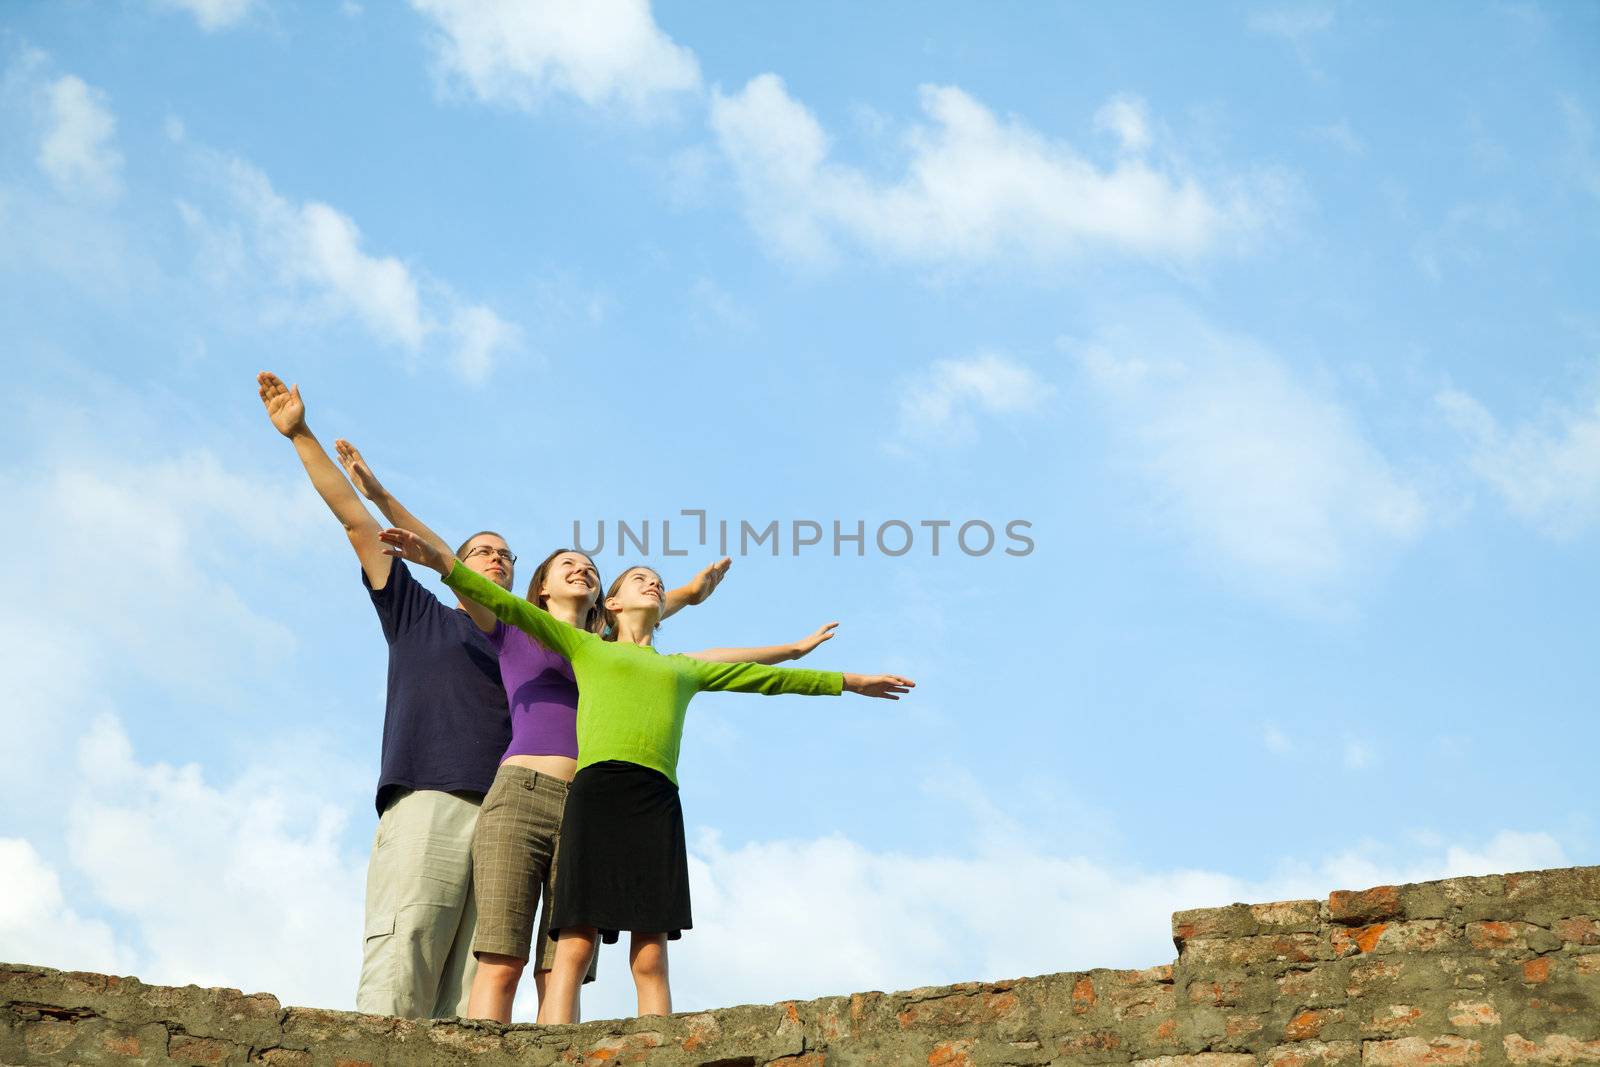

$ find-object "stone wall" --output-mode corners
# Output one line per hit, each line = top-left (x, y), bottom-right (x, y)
(2, 865), (1596, 1065)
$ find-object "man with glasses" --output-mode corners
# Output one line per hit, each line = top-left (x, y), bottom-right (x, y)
(256, 371), (512, 1018)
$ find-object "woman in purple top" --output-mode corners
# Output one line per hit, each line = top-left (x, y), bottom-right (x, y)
(337, 442), (836, 1024)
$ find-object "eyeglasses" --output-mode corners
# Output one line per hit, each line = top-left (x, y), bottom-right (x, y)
(464, 545), (517, 565)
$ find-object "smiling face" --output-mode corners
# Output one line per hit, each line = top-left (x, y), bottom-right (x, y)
(536, 551), (600, 609)
(458, 531), (514, 591)
(604, 565), (665, 617)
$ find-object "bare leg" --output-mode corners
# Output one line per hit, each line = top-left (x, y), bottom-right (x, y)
(539, 928), (597, 1025)
(464, 952), (525, 1023)
(629, 933), (671, 1017)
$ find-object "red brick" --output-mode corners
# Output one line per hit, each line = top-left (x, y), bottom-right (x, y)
(1057, 1030), (1121, 1055)
(1364, 1036), (1481, 1065)
(256, 1051), (312, 1067)
(1188, 979), (1244, 1006)
(1285, 1010), (1330, 1041)
(1523, 958), (1551, 984)
(1072, 976), (1097, 1013)
(1328, 885), (1401, 922)
(1265, 1041), (1359, 1066)
(1503, 1033), (1600, 1064)
(170, 1034), (232, 1066)
(1331, 922), (1387, 956)
(769, 1053), (826, 1067)
(1226, 1014), (1263, 1039)
(1347, 959), (1402, 997)
(1361, 1004), (1423, 1035)
(927, 1038), (974, 1066)
(896, 989), (1019, 1028)
(103, 1032), (141, 1056)
(1554, 917), (1600, 946)
(1334, 919), (1458, 956)
(1447, 1001), (1501, 1028)
(24, 1019), (77, 1056)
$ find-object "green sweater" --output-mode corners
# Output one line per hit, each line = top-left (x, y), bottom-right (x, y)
(444, 562), (844, 784)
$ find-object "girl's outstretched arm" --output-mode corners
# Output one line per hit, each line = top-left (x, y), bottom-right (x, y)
(688, 658), (916, 700)
(337, 439), (496, 633)
(662, 557), (731, 620)
(381, 529), (590, 661)
(684, 622), (838, 665)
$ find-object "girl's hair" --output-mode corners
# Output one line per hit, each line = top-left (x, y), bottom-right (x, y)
(525, 548), (607, 635)
(600, 565), (663, 642)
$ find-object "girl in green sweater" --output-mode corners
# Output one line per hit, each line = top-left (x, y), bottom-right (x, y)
(378, 527), (914, 1024)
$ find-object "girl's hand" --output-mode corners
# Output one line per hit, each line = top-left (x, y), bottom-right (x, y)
(379, 527), (451, 577)
(791, 622), (839, 660)
(334, 438), (386, 502)
(687, 556), (731, 604)
(842, 673), (916, 700)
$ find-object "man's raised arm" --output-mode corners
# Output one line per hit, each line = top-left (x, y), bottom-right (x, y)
(256, 371), (391, 589)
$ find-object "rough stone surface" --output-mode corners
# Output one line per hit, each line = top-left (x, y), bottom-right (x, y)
(2, 865), (1597, 1065)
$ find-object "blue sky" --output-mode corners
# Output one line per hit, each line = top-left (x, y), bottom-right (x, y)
(1, 0), (1596, 1022)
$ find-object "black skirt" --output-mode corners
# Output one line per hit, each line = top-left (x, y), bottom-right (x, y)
(548, 760), (690, 944)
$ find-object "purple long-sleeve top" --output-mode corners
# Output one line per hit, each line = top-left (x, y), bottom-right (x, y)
(490, 621), (580, 760)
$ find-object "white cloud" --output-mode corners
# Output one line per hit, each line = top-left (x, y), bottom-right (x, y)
(1310, 119), (1365, 157)
(151, 0), (257, 32)
(1071, 311), (1425, 599)
(410, 0), (700, 113)
(37, 74), (123, 200)
(1248, 5), (1334, 42)
(66, 714), (366, 1006)
(1438, 385), (1600, 537)
(711, 75), (1285, 268)
(1094, 94), (1152, 155)
(895, 351), (1054, 449)
(449, 303), (522, 385)
(184, 156), (520, 382)
(0, 439), (327, 811)
(0, 421), (369, 1007)
(0, 838), (133, 975)
(1248, 6), (1334, 78)
(1558, 95), (1600, 202)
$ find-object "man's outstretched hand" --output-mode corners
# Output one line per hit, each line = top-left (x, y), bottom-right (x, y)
(379, 527), (450, 576)
(842, 673), (916, 700)
(257, 372), (306, 438)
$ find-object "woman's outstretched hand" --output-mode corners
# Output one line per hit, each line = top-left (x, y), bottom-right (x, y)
(842, 673), (916, 700)
(791, 622), (839, 660)
(334, 438), (387, 502)
(379, 527), (452, 577)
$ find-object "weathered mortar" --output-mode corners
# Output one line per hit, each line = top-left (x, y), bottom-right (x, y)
(2, 865), (1596, 1065)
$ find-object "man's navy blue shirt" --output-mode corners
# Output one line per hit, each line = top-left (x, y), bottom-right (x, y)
(365, 560), (510, 814)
